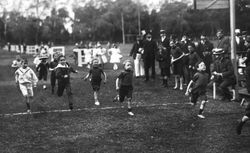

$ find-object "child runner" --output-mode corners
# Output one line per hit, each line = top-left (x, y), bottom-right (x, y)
(15, 59), (38, 113)
(55, 55), (78, 110)
(109, 44), (122, 70)
(36, 56), (49, 89)
(170, 40), (185, 90)
(185, 61), (209, 119)
(237, 101), (250, 135)
(113, 60), (134, 116)
(49, 54), (59, 94)
(84, 58), (107, 106)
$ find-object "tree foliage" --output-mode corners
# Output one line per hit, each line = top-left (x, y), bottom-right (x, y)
(1, 0), (250, 44)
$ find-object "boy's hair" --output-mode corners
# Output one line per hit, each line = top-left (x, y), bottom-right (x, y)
(58, 55), (65, 60)
(195, 61), (204, 69)
(123, 60), (132, 66)
(22, 58), (28, 64)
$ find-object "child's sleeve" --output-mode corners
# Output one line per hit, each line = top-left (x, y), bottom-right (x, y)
(192, 73), (199, 82)
(117, 72), (124, 79)
(31, 69), (38, 85)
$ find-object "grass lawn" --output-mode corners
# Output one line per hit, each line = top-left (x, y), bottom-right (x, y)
(0, 45), (250, 153)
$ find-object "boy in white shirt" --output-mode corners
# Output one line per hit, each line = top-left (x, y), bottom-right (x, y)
(15, 59), (38, 113)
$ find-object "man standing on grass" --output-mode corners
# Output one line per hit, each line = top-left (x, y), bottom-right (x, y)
(15, 59), (38, 113)
(142, 32), (158, 82)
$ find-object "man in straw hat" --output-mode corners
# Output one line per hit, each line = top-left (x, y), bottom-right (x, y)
(210, 48), (236, 101)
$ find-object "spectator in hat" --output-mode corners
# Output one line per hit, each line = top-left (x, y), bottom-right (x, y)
(235, 29), (246, 53)
(142, 32), (158, 82)
(156, 30), (171, 87)
(215, 29), (230, 55)
(209, 48), (236, 101)
(130, 35), (145, 78)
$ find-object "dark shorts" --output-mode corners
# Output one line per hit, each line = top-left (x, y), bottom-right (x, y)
(172, 61), (183, 76)
(245, 104), (250, 117)
(91, 81), (101, 91)
(38, 74), (47, 81)
(119, 85), (133, 102)
(190, 91), (207, 104)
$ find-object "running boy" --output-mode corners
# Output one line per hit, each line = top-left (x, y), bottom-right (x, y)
(36, 57), (49, 89)
(84, 58), (107, 106)
(185, 61), (209, 119)
(15, 59), (38, 113)
(55, 55), (78, 110)
(49, 54), (58, 94)
(113, 60), (134, 116)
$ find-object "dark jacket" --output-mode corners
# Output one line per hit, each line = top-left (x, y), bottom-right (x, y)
(156, 38), (171, 68)
(142, 40), (157, 60)
(55, 63), (77, 83)
(211, 57), (235, 80)
(215, 36), (230, 54)
(130, 41), (142, 59)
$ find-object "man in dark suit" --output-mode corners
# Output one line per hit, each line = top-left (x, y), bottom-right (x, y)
(215, 29), (230, 55)
(156, 30), (171, 87)
(196, 34), (214, 76)
(142, 32), (158, 82)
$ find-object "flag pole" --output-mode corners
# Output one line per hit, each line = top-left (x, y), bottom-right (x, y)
(230, 0), (238, 99)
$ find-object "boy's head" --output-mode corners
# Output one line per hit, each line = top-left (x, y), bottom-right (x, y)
(92, 58), (99, 68)
(22, 59), (28, 68)
(196, 61), (206, 72)
(16, 55), (21, 61)
(123, 60), (132, 71)
(58, 55), (66, 65)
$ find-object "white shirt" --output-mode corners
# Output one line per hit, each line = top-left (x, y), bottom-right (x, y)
(15, 67), (38, 85)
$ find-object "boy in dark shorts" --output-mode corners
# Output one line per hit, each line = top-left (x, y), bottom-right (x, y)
(114, 60), (134, 116)
(185, 61), (209, 119)
(36, 57), (49, 89)
(55, 55), (78, 110)
(84, 58), (107, 106)
(236, 101), (250, 135)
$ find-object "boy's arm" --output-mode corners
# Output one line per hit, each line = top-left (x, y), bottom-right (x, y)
(115, 78), (120, 91)
(15, 71), (19, 83)
(185, 80), (193, 96)
(102, 71), (107, 83)
(84, 73), (90, 81)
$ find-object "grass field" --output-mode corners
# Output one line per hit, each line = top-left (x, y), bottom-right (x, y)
(0, 45), (250, 153)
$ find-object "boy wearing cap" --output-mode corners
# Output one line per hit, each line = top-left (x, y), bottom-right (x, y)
(113, 60), (134, 116)
(210, 48), (236, 101)
(55, 55), (78, 110)
(185, 61), (209, 119)
(142, 32), (157, 82)
(84, 58), (107, 106)
(156, 30), (171, 87)
(15, 59), (38, 113)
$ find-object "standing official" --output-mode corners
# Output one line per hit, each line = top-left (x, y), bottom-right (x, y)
(156, 30), (171, 87)
(142, 32), (158, 82)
